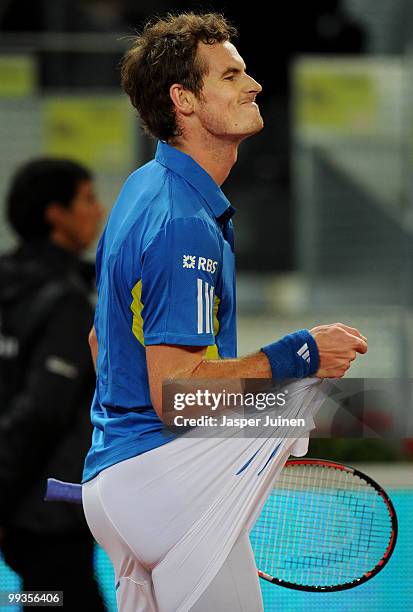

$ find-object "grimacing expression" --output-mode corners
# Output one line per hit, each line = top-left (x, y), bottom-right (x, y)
(194, 41), (264, 141)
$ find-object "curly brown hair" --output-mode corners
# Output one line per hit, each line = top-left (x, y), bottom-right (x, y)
(121, 12), (237, 141)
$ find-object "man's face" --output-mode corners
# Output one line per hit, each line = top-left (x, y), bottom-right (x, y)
(194, 41), (264, 141)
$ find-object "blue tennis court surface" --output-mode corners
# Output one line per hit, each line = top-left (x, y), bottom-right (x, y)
(0, 491), (411, 611)
(256, 490), (412, 612)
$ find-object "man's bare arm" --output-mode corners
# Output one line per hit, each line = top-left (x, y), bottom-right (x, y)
(88, 326), (98, 371)
(146, 345), (270, 420)
(146, 322), (368, 420)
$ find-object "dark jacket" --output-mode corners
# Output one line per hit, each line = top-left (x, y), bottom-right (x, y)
(0, 240), (96, 533)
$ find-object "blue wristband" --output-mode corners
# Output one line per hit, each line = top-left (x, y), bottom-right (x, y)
(261, 329), (319, 379)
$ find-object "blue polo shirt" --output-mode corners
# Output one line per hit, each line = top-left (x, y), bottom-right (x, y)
(82, 141), (237, 483)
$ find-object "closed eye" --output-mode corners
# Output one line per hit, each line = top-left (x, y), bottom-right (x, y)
(222, 67), (243, 81)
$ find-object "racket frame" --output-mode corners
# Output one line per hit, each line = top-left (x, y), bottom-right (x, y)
(257, 458), (398, 592)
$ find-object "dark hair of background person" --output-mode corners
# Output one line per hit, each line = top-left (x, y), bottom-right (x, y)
(121, 11), (237, 141)
(6, 158), (92, 242)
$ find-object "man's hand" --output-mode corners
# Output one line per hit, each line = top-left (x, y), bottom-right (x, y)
(310, 323), (367, 378)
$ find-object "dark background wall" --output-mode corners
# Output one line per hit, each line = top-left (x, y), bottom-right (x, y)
(0, 0), (367, 271)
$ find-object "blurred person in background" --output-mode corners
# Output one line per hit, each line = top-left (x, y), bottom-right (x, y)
(0, 159), (105, 611)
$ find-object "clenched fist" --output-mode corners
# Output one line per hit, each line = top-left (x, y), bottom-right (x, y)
(309, 323), (367, 378)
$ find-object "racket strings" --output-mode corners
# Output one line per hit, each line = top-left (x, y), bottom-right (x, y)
(251, 464), (393, 587)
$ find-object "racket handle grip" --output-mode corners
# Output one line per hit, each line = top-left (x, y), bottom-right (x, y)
(45, 478), (83, 504)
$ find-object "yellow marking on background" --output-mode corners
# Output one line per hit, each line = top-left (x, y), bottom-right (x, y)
(0, 56), (36, 97)
(44, 96), (134, 171)
(294, 66), (376, 132)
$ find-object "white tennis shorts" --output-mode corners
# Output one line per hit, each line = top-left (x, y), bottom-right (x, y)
(83, 378), (329, 611)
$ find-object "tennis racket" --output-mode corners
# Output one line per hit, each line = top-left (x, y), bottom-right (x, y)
(253, 458), (398, 592)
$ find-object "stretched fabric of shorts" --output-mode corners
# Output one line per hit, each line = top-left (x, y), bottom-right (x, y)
(83, 378), (329, 612)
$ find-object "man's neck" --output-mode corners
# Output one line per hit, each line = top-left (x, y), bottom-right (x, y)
(169, 133), (239, 186)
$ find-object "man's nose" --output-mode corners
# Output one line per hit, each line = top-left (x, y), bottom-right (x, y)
(246, 74), (262, 94)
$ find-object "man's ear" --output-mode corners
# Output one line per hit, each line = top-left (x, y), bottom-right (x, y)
(44, 202), (67, 228)
(170, 84), (195, 116)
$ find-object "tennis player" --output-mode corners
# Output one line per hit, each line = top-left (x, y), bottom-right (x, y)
(81, 12), (367, 611)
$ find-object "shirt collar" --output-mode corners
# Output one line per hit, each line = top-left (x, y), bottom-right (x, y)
(155, 140), (236, 223)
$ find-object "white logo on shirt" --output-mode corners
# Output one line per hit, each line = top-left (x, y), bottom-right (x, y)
(197, 279), (215, 334)
(182, 255), (218, 273)
(183, 255), (196, 269)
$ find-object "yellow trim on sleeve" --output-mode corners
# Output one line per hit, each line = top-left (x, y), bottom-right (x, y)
(130, 283), (221, 355)
(130, 279), (145, 346)
(205, 294), (221, 360)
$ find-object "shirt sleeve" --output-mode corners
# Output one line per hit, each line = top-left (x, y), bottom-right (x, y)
(141, 217), (222, 346)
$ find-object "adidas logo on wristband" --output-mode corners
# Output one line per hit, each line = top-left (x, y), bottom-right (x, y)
(297, 343), (310, 364)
